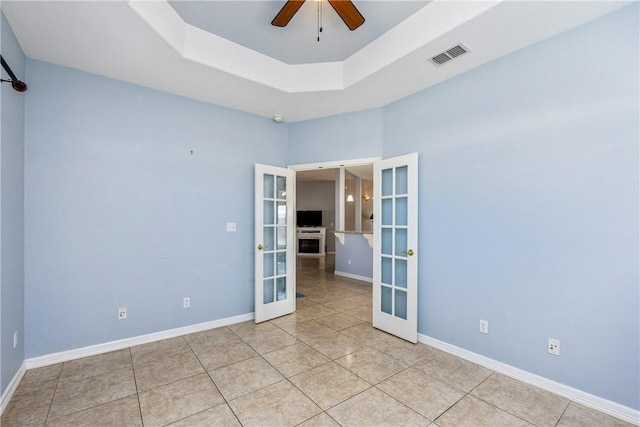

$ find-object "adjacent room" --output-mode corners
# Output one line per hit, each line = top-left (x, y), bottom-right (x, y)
(0, 0), (638, 425)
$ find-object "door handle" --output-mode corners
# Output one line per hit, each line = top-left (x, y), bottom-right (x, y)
(257, 244), (264, 251)
(402, 249), (414, 256)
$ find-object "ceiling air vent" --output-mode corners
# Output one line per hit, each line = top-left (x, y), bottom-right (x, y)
(430, 44), (470, 66)
(431, 53), (451, 65)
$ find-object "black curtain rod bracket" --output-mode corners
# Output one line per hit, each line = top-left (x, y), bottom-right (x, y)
(0, 55), (27, 92)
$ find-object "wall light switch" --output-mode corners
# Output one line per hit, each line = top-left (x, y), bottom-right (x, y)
(226, 222), (236, 232)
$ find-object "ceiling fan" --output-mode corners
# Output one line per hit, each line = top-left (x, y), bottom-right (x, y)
(272, 0), (365, 31)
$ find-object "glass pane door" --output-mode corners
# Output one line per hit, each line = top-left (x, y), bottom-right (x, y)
(373, 153), (418, 342)
(255, 165), (295, 323)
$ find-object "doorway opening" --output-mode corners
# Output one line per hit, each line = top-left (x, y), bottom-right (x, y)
(292, 158), (378, 283)
(258, 153), (418, 342)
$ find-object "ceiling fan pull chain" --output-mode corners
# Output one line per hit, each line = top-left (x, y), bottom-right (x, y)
(317, 0), (323, 42)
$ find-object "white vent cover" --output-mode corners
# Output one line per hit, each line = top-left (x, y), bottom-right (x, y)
(430, 44), (470, 66)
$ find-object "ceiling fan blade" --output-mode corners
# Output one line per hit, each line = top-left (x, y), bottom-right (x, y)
(272, 0), (306, 27)
(328, 0), (365, 31)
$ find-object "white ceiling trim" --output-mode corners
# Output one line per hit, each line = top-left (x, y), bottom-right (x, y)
(130, 0), (344, 93)
(2, 0), (631, 122)
(128, 0), (500, 94)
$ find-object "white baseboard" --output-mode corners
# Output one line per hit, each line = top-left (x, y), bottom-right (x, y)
(26, 312), (254, 370)
(1, 312), (253, 416)
(334, 270), (372, 283)
(0, 360), (27, 415)
(418, 334), (640, 426)
(4, 316), (637, 426)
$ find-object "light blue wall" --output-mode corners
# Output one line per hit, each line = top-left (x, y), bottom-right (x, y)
(382, 4), (639, 409)
(288, 4), (639, 410)
(24, 60), (287, 357)
(335, 234), (373, 280)
(3, 0), (637, 413)
(0, 12), (26, 394)
(288, 108), (383, 165)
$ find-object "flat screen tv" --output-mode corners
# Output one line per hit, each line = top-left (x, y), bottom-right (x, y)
(297, 210), (322, 227)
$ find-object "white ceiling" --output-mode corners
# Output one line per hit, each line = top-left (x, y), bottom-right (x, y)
(2, 1), (630, 122)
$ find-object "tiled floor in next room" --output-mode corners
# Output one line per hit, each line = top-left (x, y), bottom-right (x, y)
(2, 255), (634, 426)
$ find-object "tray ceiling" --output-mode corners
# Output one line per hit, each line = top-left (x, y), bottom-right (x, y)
(2, 1), (630, 122)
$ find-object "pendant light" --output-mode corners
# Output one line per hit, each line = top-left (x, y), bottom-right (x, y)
(346, 171), (354, 202)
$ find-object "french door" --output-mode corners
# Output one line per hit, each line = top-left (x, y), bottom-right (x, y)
(254, 164), (296, 323)
(373, 153), (419, 343)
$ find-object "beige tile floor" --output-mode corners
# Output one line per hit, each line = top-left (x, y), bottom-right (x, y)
(2, 255), (634, 427)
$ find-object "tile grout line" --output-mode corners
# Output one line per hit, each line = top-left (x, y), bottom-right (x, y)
(42, 361), (64, 425)
(49, 351), (141, 424)
(432, 366), (494, 426)
(128, 347), (146, 427)
(374, 382), (436, 424)
(183, 332), (245, 427)
(467, 372), (570, 427)
(264, 290), (374, 426)
(553, 400), (572, 427)
(196, 324), (315, 424)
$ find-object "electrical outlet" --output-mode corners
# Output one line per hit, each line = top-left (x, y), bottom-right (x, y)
(348, 259), (351, 265)
(479, 319), (489, 334)
(226, 222), (236, 232)
(548, 338), (560, 356)
(183, 297), (191, 308)
(118, 307), (127, 320)
(13, 331), (18, 349)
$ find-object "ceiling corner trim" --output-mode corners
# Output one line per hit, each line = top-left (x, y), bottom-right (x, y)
(184, 24), (291, 90)
(289, 62), (344, 93)
(131, 0), (496, 96)
(127, 0), (505, 97)
(128, 1), (186, 56)
(129, 0), (350, 94)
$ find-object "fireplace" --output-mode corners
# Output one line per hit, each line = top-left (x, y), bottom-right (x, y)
(296, 227), (326, 257)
